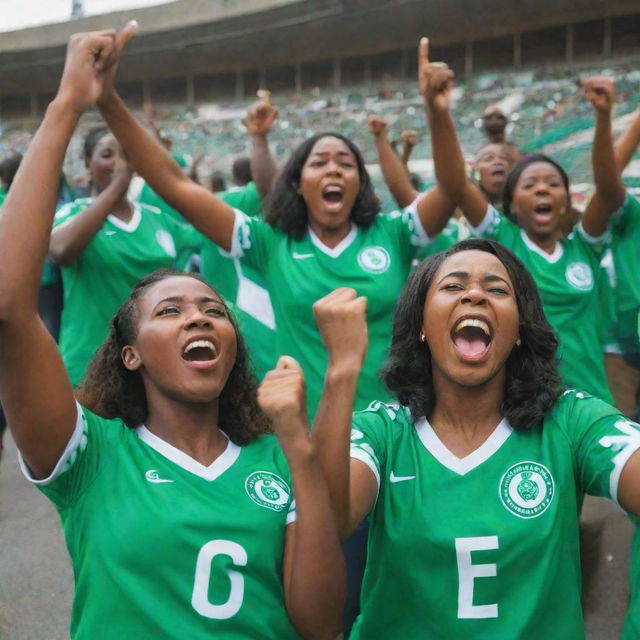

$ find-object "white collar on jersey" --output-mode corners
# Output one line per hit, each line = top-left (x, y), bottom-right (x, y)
(135, 425), (241, 481)
(520, 228), (563, 263)
(308, 223), (357, 258)
(107, 201), (142, 233)
(414, 416), (513, 476)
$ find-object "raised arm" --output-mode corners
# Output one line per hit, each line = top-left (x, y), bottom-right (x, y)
(244, 95), (279, 199)
(258, 356), (345, 640)
(312, 288), (376, 538)
(49, 161), (132, 265)
(0, 30), (128, 478)
(96, 32), (235, 251)
(582, 77), (626, 237)
(420, 38), (488, 227)
(615, 108), (640, 172)
(400, 129), (419, 166)
(368, 115), (418, 208)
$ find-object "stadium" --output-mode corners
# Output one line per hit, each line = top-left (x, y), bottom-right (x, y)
(1, 2), (640, 639)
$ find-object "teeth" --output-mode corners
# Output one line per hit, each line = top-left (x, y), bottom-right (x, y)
(184, 340), (216, 356)
(455, 318), (490, 336)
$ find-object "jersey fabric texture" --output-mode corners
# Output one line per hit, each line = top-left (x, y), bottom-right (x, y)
(54, 198), (201, 385)
(20, 404), (299, 639)
(472, 205), (612, 402)
(200, 184), (276, 381)
(608, 193), (640, 361)
(229, 207), (432, 418)
(349, 391), (640, 639)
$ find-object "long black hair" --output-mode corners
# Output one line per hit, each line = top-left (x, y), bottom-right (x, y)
(381, 238), (562, 430)
(263, 132), (380, 239)
(76, 269), (271, 445)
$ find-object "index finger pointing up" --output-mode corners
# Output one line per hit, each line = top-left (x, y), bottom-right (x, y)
(116, 20), (139, 55)
(419, 37), (429, 68)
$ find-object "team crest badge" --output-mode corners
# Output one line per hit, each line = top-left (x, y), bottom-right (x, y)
(358, 246), (391, 274)
(565, 262), (593, 291)
(245, 471), (290, 512)
(499, 461), (554, 519)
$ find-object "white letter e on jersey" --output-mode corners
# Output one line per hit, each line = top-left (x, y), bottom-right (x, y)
(455, 536), (499, 619)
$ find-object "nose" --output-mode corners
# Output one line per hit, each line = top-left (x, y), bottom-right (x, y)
(461, 285), (488, 306)
(185, 307), (213, 330)
(326, 159), (343, 175)
(533, 180), (549, 195)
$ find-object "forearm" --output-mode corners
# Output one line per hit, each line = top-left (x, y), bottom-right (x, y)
(98, 90), (188, 207)
(585, 111), (626, 236)
(283, 439), (345, 639)
(312, 366), (360, 536)
(49, 188), (122, 265)
(375, 136), (418, 208)
(427, 107), (488, 225)
(99, 90), (235, 249)
(250, 133), (278, 198)
(615, 109), (640, 172)
(0, 100), (79, 319)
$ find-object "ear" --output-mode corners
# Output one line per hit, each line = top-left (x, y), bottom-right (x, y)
(122, 345), (142, 371)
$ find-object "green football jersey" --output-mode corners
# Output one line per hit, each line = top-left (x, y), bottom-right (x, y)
(622, 517), (640, 640)
(609, 193), (640, 356)
(472, 206), (612, 402)
(349, 391), (640, 639)
(200, 184), (276, 381)
(54, 198), (201, 385)
(20, 404), (300, 639)
(230, 208), (432, 418)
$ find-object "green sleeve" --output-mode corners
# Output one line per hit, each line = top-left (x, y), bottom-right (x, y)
(227, 210), (274, 275)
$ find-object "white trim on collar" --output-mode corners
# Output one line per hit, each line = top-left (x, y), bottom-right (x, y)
(308, 224), (357, 258)
(107, 202), (142, 233)
(135, 425), (241, 481)
(414, 416), (513, 475)
(520, 228), (563, 263)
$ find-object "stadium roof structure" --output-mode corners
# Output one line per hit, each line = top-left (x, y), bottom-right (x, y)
(0, 0), (638, 96)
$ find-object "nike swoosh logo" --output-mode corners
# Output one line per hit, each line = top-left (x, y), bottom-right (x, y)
(104, 230), (116, 236)
(145, 469), (174, 484)
(389, 472), (416, 483)
(292, 252), (314, 260)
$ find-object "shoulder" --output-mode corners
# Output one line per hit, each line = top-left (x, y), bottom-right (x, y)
(546, 389), (619, 433)
(353, 401), (410, 430)
(54, 197), (92, 222)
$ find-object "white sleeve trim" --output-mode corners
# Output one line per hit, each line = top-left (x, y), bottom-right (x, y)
(350, 446), (381, 501)
(406, 194), (433, 244)
(286, 499), (297, 525)
(18, 402), (84, 486)
(227, 208), (250, 258)
(610, 441), (640, 507)
(577, 221), (611, 245)
(469, 203), (497, 236)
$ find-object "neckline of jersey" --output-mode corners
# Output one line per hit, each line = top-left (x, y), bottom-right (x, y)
(414, 416), (513, 475)
(520, 228), (563, 263)
(107, 201), (142, 233)
(308, 223), (357, 258)
(135, 425), (241, 481)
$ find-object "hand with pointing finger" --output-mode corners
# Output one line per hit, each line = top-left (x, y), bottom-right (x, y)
(582, 76), (615, 114)
(418, 37), (454, 113)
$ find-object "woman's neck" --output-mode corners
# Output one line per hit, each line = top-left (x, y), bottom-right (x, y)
(144, 393), (227, 466)
(308, 221), (352, 249)
(525, 230), (558, 255)
(429, 370), (505, 457)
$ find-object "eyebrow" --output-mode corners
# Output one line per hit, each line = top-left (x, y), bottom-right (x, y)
(437, 271), (512, 287)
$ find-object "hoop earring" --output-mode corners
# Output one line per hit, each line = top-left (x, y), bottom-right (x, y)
(516, 338), (521, 347)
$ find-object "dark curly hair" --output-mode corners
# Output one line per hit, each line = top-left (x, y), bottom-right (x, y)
(83, 125), (111, 163)
(381, 238), (562, 431)
(502, 153), (571, 219)
(76, 269), (271, 445)
(264, 132), (380, 239)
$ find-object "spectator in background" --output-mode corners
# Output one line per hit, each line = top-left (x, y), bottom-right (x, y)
(481, 104), (521, 164)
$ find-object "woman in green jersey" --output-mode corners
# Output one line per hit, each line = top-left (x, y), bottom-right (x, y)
(420, 40), (625, 404)
(0, 26), (344, 640)
(48, 117), (201, 386)
(313, 238), (640, 639)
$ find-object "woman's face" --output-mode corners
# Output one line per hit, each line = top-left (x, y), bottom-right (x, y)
(476, 144), (512, 198)
(510, 162), (569, 240)
(298, 136), (360, 235)
(423, 250), (520, 389)
(125, 276), (237, 404)
(86, 133), (127, 194)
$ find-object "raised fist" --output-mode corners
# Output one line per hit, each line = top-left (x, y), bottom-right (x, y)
(582, 76), (615, 113)
(244, 94), (279, 136)
(367, 115), (389, 138)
